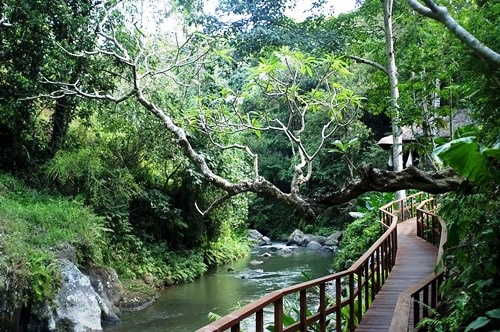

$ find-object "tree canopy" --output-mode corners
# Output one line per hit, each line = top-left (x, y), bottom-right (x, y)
(1, 0), (499, 329)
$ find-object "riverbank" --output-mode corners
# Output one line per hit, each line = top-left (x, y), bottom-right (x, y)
(0, 172), (355, 331)
(0, 172), (250, 330)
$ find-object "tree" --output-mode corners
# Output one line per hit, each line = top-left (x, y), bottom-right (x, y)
(406, 0), (500, 67)
(201, 0), (343, 57)
(383, 0), (405, 201)
(33, 0), (464, 218)
(0, 0), (113, 170)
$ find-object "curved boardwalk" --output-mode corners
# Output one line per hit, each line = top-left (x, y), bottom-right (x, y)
(356, 218), (438, 332)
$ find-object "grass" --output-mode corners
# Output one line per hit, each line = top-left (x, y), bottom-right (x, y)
(0, 172), (107, 303)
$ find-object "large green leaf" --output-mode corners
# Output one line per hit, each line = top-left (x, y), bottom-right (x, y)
(486, 308), (500, 319)
(434, 137), (493, 185)
(465, 316), (490, 331)
(483, 140), (500, 160)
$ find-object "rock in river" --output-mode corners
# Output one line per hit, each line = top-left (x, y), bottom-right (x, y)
(306, 241), (322, 250)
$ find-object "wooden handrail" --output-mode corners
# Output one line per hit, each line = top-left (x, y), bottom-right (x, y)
(390, 198), (447, 332)
(197, 192), (429, 332)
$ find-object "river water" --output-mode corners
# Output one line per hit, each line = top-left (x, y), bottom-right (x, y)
(105, 243), (335, 331)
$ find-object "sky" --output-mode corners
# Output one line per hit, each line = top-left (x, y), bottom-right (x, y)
(285, 0), (358, 21)
(204, 0), (358, 21)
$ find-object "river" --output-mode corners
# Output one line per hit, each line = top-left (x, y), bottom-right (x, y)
(105, 243), (335, 331)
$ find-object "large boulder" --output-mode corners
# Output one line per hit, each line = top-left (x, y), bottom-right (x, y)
(302, 235), (327, 246)
(1, 244), (126, 331)
(260, 236), (272, 246)
(286, 229), (305, 246)
(53, 259), (104, 331)
(306, 241), (322, 250)
(324, 239), (339, 246)
(327, 231), (343, 243)
(320, 246), (338, 253)
(249, 230), (272, 246)
(248, 229), (264, 242)
(86, 266), (124, 326)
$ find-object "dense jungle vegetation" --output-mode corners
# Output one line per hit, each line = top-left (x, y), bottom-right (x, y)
(0, 0), (499, 330)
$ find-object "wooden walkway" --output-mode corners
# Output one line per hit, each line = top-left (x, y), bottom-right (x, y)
(356, 218), (438, 332)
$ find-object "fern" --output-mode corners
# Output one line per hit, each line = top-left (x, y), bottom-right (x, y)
(207, 311), (222, 323)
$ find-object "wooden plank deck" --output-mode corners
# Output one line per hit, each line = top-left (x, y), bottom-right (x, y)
(356, 218), (438, 332)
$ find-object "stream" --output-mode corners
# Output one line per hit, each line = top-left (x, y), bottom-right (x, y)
(105, 243), (335, 331)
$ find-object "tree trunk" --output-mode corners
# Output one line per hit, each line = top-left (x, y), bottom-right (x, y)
(50, 96), (73, 153)
(383, 0), (406, 201)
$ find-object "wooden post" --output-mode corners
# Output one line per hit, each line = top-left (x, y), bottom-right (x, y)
(274, 298), (283, 332)
(423, 286), (429, 319)
(300, 290), (307, 331)
(431, 279), (437, 309)
(364, 263), (370, 310)
(319, 283), (326, 332)
(370, 252), (376, 301)
(357, 270), (363, 323)
(414, 292), (420, 329)
(336, 279), (342, 332)
(376, 247), (381, 290)
(256, 309), (264, 332)
(349, 274), (355, 331)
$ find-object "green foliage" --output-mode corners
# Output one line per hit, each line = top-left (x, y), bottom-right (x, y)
(436, 189), (500, 331)
(248, 196), (299, 240)
(0, 172), (107, 303)
(332, 192), (394, 272)
(2, 4), (499, 330)
(435, 136), (500, 185)
(207, 311), (222, 323)
(355, 192), (395, 215)
(203, 0), (342, 57)
(106, 237), (208, 286)
(107, 224), (248, 287)
(203, 221), (250, 267)
(0, 0), (114, 169)
(332, 208), (381, 272)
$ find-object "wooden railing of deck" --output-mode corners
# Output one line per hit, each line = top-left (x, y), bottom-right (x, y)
(197, 192), (429, 332)
(390, 197), (447, 332)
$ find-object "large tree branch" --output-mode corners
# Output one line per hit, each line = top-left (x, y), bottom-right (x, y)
(406, 0), (500, 67)
(315, 165), (463, 207)
(348, 55), (389, 75)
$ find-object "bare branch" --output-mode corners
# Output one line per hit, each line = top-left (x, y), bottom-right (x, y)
(348, 55), (389, 75)
(34, 1), (467, 220)
(195, 193), (234, 216)
(0, 17), (13, 28)
(36, 76), (135, 103)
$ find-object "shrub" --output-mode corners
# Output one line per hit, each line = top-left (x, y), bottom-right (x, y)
(332, 209), (381, 272)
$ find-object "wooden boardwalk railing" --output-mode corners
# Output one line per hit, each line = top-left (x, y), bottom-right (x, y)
(196, 192), (431, 332)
